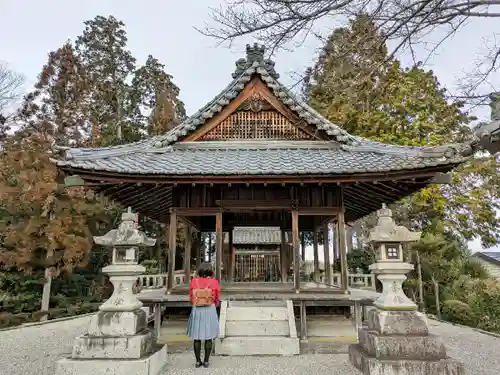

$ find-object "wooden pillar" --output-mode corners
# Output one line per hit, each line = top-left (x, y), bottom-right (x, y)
(228, 228), (235, 282)
(280, 229), (287, 283)
(323, 223), (332, 285)
(332, 224), (338, 266)
(300, 300), (307, 341)
(337, 211), (349, 292)
(196, 231), (202, 269)
(313, 231), (319, 282)
(166, 209), (177, 294)
(208, 233), (212, 262)
(183, 225), (192, 284)
(300, 232), (305, 261)
(292, 210), (300, 292)
(215, 212), (223, 282)
(154, 302), (162, 341)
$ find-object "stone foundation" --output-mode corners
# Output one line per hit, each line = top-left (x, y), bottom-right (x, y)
(55, 308), (167, 375)
(56, 344), (167, 375)
(349, 309), (464, 375)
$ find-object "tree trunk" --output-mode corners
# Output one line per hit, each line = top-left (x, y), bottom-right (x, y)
(40, 249), (55, 321)
(431, 275), (441, 319)
(40, 267), (52, 321)
(416, 251), (425, 312)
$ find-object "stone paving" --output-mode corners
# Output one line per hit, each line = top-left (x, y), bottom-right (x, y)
(1, 315), (499, 375)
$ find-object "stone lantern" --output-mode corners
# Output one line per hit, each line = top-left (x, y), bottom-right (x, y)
(349, 204), (464, 375)
(367, 204), (421, 311)
(55, 208), (167, 375)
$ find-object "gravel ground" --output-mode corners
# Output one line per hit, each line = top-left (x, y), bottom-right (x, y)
(0, 315), (499, 375)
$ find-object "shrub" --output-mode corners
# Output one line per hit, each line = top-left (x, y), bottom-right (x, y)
(442, 300), (474, 326)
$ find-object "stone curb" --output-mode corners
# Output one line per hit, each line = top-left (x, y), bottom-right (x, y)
(0, 312), (95, 332)
(429, 316), (500, 339)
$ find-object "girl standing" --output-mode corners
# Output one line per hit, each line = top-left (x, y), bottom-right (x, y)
(187, 263), (220, 368)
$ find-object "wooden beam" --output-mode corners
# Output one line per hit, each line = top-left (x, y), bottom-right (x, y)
(166, 209), (177, 294)
(292, 210), (300, 292)
(216, 199), (296, 210)
(323, 222), (332, 285)
(183, 226), (192, 285)
(174, 208), (221, 216)
(337, 212), (349, 292)
(215, 211), (223, 282)
(297, 207), (342, 215)
(313, 231), (319, 283)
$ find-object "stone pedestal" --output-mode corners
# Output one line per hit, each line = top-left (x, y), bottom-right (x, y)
(349, 308), (464, 375)
(55, 208), (166, 375)
(55, 310), (167, 375)
(348, 204), (464, 375)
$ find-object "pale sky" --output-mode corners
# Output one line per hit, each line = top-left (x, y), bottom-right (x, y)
(1, 0), (498, 255)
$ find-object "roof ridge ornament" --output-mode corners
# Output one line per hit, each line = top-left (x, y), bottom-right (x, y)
(232, 43), (280, 80)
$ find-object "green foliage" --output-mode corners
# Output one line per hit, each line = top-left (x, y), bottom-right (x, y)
(305, 14), (500, 333)
(305, 14), (500, 247)
(73, 15), (185, 145)
(346, 247), (375, 273)
(445, 276), (500, 333)
(0, 15), (185, 323)
(442, 300), (474, 326)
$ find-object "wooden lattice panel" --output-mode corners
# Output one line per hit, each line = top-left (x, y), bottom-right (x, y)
(199, 110), (313, 140)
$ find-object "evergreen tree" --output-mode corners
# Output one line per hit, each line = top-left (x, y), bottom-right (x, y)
(19, 42), (90, 145)
(75, 15), (138, 145)
(305, 14), (500, 247)
(132, 55), (186, 135)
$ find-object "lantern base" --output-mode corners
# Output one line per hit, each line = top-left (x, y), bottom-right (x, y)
(349, 308), (464, 375)
(55, 344), (167, 375)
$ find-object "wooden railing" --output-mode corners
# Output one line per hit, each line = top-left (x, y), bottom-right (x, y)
(137, 271), (195, 289)
(331, 272), (376, 290)
(137, 271), (375, 290)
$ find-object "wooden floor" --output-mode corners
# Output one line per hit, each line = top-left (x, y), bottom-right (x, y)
(174, 281), (343, 293)
(137, 281), (379, 307)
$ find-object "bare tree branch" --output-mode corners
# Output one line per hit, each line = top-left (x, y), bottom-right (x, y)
(0, 62), (24, 112)
(202, 0), (500, 102)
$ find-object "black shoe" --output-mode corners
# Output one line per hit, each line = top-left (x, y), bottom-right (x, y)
(195, 362), (202, 368)
(202, 361), (210, 368)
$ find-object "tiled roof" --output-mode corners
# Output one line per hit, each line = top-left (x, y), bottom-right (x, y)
(474, 251), (500, 264)
(230, 227), (282, 245)
(51, 44), (474, 175)
(53, 140), (467, 175)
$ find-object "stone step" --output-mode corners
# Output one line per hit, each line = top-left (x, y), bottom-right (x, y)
(228, 300), (287, 308)
(226, 306), (288, 321)
(225, 320), (290, 336)
(215, 336), (300, 356)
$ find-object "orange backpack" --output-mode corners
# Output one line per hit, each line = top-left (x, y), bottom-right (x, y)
(191, 278), (213, 307)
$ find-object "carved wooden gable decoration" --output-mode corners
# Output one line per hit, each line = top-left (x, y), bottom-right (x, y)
(200, 91), (313, 141)
(183, 76), (322, 142)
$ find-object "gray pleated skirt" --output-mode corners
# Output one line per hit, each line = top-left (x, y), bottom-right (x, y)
(187, 304), (219, 340)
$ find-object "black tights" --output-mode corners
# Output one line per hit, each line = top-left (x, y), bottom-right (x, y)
(193, 339), (213, 363)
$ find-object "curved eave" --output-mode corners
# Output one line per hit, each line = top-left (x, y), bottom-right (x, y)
(77, 171), (451, 225)
(57, 162), (461, 184)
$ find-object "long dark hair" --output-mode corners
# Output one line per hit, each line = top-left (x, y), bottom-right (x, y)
(197, 262), (214, 278)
